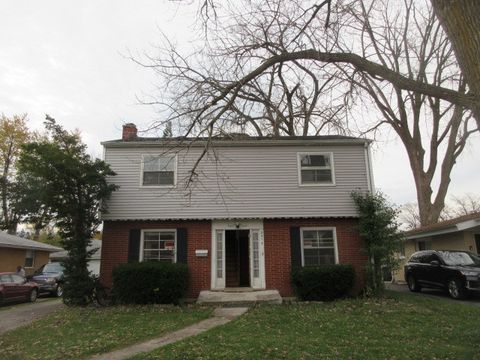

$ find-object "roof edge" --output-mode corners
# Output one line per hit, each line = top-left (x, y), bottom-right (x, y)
(405, 213), (480, 239)
(101, 215), (360, 222)
(0, 243), (62, 252)
(102, 137), (371, 148)
(406, 226), (459, 240)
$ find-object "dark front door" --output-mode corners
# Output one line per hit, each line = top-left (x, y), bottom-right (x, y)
(475, 235), (480, 255)
(225, 230), (250, 287)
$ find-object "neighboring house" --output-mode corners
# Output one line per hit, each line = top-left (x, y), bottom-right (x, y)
(49, 239), (102, 275)
(394, 212), (480, 282)
(0, 231), (62, 276)
(100, 123), (374, 299)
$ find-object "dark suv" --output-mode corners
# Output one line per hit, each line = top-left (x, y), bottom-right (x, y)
(404, 250), (480, 299)
(31, 263), (64, 297)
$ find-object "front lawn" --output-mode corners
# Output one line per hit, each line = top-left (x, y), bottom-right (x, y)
(131, 292), (480, 359)
(1, 305), (211, 360)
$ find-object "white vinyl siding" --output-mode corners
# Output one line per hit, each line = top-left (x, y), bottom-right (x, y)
(140, 230), (177, 262)
(103, 144), (370, 220)
(301, 228), (338, 266)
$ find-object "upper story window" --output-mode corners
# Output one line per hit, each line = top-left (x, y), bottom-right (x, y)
(140, 230), (176, 262)
(142, 155), (176, 186)
(298, 153), (335, 186)
(301, 228), (338, 266)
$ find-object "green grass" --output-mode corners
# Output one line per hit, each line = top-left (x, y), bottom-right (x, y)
(1, 305), (212, 360)
(130, 292), (480, 360)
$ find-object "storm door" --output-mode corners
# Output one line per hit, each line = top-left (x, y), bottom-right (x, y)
(211, 221), (265, 290)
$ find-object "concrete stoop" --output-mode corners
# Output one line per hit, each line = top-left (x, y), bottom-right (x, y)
(197, 289), (282, 305)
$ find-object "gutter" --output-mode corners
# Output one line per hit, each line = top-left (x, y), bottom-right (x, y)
(364, 142), (375, 193)
(102, 138), (372, 148)
(0, 244), (62, 252)
(100, 215), (360, 222)
(406, 226), (459, 240)
(407, 218), (480, 240)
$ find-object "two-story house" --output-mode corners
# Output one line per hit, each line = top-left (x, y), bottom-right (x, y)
(100, 124), (373, 300)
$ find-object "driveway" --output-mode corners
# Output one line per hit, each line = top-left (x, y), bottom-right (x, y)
(386, 283), (480, 307)
(0, 298), (64, 334)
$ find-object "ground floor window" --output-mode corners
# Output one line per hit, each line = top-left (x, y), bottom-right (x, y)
(140, 230), (176, 262)
(301, 228), (337, 266)
(25, 249), (35, 268)
(417, 240), (432, 251)
(399, 242), (406, 258)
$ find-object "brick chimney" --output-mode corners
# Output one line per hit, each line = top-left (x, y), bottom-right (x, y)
(122, 123), (137, 141)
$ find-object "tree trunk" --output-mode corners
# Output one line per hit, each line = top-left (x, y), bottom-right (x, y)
(417, 189), (444, 227)
(373, 254), (384, 294)
(1, 176), (8, 228)
(431, 0), (480, 128)
(403, 140), (444, 227)
(7, 222), (17, 235)
(33, 227), (41, 241)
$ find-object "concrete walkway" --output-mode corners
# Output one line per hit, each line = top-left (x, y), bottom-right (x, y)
(0, 298), (63, 334)
(88, 307), (249, 360)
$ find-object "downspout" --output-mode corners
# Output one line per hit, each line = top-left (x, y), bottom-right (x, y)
(99, 143), (107, 222)
(364, 142), (375, 193)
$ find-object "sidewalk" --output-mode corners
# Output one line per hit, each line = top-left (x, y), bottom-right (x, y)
(88, 307), (248, 360)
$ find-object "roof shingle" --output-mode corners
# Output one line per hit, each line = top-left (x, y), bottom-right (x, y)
(0, 231), (62, 252)
(406, 212), (480, 236)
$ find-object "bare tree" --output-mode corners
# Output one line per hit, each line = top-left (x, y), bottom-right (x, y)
(335, 0), (476, 225)
(400, 193), (480, 229)
(196, 0), (480, 127)
(450, 194), (480, 217)
(138, 0), (478, 225)
(399, 202), (422, 230)
(134, 1), (349, 139)
(0, 114), (31, 234)
(400, 201), (453, 230)
(431, 0), (480, 127)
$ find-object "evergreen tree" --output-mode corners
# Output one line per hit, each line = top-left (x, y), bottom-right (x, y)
(352, 191), (404, 296)
(18, 116), (118, 305)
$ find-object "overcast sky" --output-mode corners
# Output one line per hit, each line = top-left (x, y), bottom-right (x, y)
(1, 1), (478, 207)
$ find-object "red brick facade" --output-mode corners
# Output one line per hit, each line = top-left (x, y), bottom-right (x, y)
(100, 218), (366, 298)
(264, 218), (366, 296)
(100, 220), (211, 298)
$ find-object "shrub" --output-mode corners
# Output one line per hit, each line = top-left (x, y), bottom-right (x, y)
(351, 191), (403, 296)
(112, 262), (189, 304)
(291, 265), (355, 301)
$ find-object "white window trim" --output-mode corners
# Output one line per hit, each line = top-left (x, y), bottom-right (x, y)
(25, 249), (35, 268)
(139, 229), (177, 263)
(297, 152), (336, 187)
(300, 227), (339, 266)
(398, 242), (406, 259)
(140, 154), (178, 188)
(210, 219), (265, 290)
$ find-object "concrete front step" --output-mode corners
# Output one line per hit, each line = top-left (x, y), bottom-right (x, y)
(197, 289), (282, 305)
